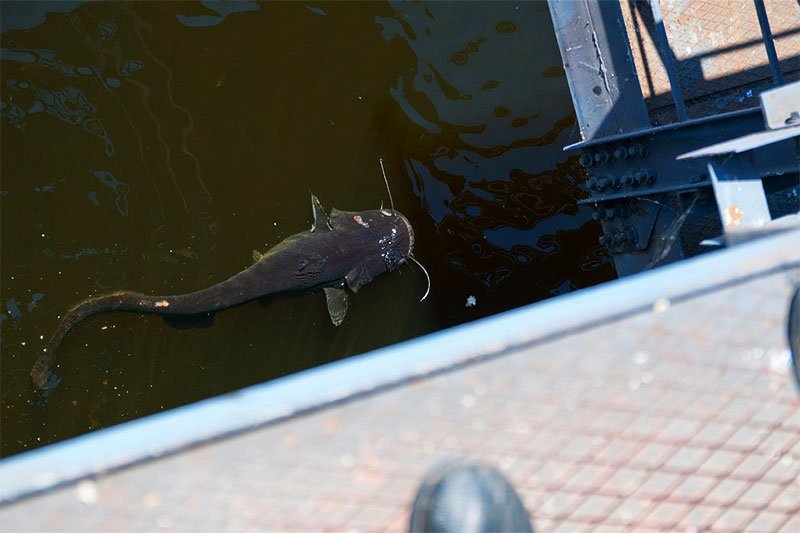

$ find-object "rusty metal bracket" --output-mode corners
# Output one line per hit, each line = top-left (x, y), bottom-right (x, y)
(678, 125), (800, 244)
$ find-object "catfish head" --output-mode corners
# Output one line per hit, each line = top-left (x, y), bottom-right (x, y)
(330, 207), (415, 275)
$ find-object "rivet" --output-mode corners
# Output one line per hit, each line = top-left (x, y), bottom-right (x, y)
(593, 150), (608, 165)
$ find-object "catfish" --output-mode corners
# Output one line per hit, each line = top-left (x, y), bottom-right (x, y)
(31, 195), (415, 389)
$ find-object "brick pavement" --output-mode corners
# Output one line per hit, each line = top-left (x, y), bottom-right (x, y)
(1, 263), (798, 531)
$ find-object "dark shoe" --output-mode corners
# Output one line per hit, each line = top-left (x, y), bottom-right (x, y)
(409, 458), (534, 533)
(790, 285), (800, 390)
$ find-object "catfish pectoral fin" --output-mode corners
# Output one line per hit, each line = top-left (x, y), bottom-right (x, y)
(345, 262), (373, 293)
(323, 287), (348, 326)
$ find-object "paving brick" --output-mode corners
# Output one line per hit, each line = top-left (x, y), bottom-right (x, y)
(736, 482), (783, 509)
(750, 403), (795, 428)
(746, 511), (791, 532)
(730, 454), (777, 481)
(778, 514), (800, 533)
(678, 504), (724, 530)
(608, 497), (653, 526)
(563, 465), (614, 493)
(769, 483), (800, 513)
(654, 389), (698, 417)
(762, 456), (800, 484)
(791, 437), (800, 460)
(570, 494), (622, 523)
(781, 407), (800, 431)
(691, 421), (737, 448)
(703, 478), (750, 506)
(622, 415), (672, 440)
(697, 449), (744, 476)
(634, 472), (682, 500)
(662, 446), (710, 474)
(526, 462), (576, 490)
(594, 440), (641, 467)
(523, 431), (571, 458)
(550, 520), (593, 533)
(641, 501), (690, 529)
(711, 507), (755, 531)
(682, 392), (729, 421)
(588, 412), (637, 437)
(758, 430), (798, 457)
(348, 504), (397, 529)
(670, 475), (718, 503)
(384, 510), (410, 533)
(557, 435), (605, 462)
(539, 492), (586, 520)
(657, 418), (703, 444)
(717, 399), (757, 424)
(601, 468), (649, 497)
(723, 425), (769, 452)
(628, 442), (678, 470)
(591, 525), (628, 533)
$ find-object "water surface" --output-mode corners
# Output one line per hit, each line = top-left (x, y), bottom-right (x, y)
(1, 1), (613, 457)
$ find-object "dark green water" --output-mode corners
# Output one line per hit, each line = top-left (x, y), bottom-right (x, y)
(1, 1), (613, 457)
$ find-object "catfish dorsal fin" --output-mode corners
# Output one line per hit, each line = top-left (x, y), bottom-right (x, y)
(310, 193), (332, 232)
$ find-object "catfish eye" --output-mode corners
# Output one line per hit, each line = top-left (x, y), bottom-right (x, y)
(381, 209), (392, 216)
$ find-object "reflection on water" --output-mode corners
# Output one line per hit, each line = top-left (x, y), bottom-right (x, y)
(91, 170), (129, 217)
(3, 80), (114, 155)
(176, 0), (260, 28)
(1, 1), (613, 457)
(378, 1), (612, 316)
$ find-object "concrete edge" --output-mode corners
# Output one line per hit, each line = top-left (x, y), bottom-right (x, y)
(1, 228), (798, 505)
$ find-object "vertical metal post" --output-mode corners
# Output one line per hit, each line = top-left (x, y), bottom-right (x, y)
(547, 0), (651, 140)
(753, 0), (785, 86)
(648, 0), (688, 121)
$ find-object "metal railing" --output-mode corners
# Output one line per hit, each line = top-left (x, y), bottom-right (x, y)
(647, 0), (787, 123)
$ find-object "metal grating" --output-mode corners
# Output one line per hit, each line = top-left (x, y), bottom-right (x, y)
(621, 0), (800, 123)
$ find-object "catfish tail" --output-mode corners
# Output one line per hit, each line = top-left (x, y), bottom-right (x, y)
(30, 262), (275, 389)
(31, 291), (156, 389)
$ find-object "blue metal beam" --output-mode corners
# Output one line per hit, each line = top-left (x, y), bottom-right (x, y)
(547, 0), (650, 140)
(648, 0), (688, 121)
(753, 0), (785, 86)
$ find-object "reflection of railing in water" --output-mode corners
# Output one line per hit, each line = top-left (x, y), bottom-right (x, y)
(547, 0), (800, 276)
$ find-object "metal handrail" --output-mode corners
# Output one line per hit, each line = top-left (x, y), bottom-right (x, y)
(754, 0), (785, 86)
